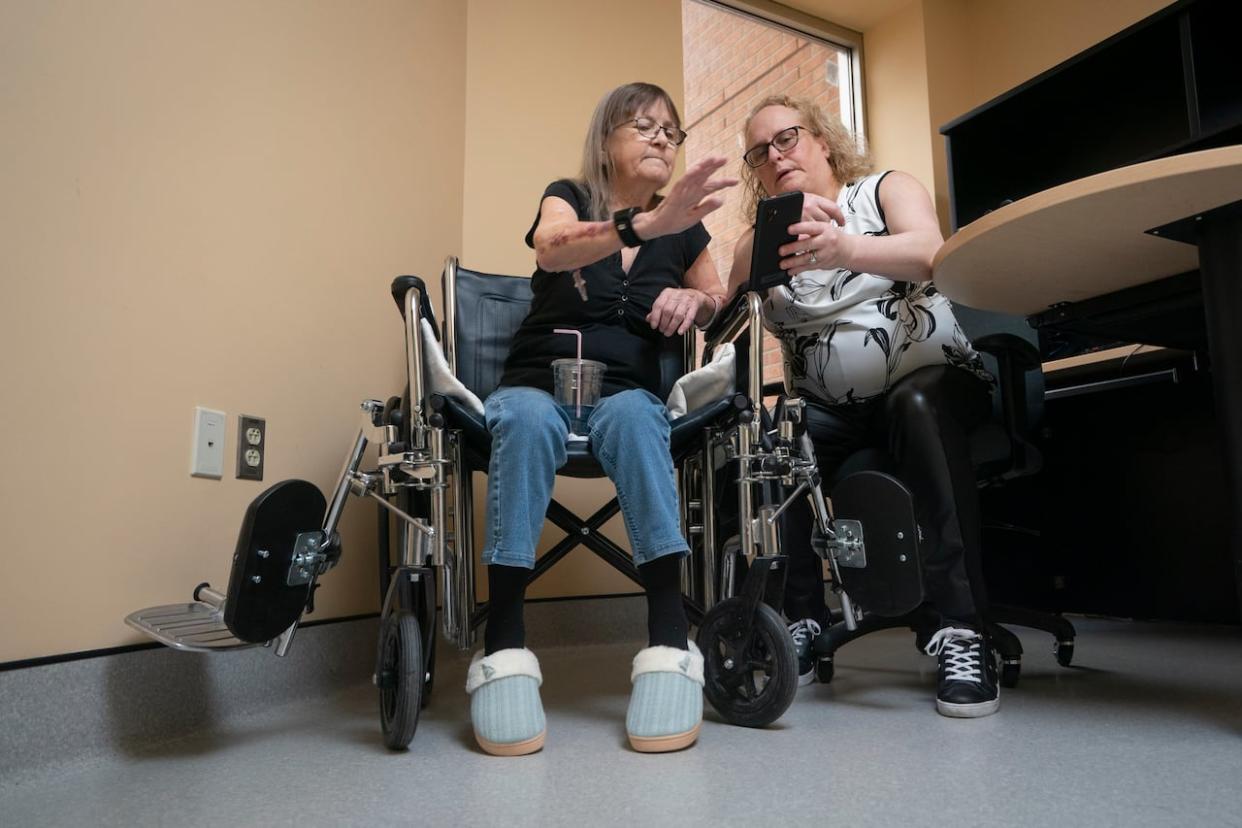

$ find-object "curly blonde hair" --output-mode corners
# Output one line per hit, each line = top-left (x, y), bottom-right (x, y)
(739, 95), (872, 222)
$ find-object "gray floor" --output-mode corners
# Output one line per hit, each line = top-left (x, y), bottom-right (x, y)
(4, 617), (1241, 827)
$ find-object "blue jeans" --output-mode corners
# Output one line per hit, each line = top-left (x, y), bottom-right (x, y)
(480, 386), (689, 569)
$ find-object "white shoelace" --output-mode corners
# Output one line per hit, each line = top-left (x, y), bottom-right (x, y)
(787, 618), (822, 647)
(924, 626), (984, 683)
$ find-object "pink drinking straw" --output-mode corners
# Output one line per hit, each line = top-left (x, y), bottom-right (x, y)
(553, 328), (583, 418)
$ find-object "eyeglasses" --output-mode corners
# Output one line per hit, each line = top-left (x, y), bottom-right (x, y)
(613, 117), (688, 147)
(743, 125), (807, 168)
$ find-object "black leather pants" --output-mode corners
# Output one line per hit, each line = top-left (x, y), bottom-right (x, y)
(781, 365), (993, 626)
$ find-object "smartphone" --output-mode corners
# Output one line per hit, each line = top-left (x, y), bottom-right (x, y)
(748, 191), (804, 291)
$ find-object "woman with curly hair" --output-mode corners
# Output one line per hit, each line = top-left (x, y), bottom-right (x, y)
(727, 95), (1000, 718)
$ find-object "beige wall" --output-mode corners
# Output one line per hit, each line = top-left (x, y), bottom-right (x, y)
(460, 0), (689, 600)
(920, 0), (975, 229)
(0, 0), (467, 662)
(960, 0), (1172, 106)
(1, 0), (689, 662)
(860, 0), (1172, 232)
(861, 0), (936, 194)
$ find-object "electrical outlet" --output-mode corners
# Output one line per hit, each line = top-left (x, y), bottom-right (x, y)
(191, 406), (226, 479)
(236, 414), (265, 480)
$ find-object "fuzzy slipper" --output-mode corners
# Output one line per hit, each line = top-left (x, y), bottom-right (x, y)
(626, 642), (704, 753)
(466, 648), (546, 756)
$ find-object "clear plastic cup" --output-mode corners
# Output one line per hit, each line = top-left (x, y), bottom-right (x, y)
(552, 358), (606, 436)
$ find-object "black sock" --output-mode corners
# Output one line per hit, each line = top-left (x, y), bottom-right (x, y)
(639, 555), (689, 650)
(484, 564), (528, 655)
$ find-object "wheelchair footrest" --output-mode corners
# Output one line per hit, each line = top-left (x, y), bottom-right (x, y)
(828, 470), (924, 618)
(125, 602), (259, 652)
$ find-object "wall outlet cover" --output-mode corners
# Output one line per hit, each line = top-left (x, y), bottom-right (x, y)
(236, 414), (265, 481)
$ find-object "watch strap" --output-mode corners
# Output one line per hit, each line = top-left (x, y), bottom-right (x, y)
(613, 207), (644, 248)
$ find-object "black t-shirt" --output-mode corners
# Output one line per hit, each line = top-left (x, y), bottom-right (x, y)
(499, 179), (711, 397)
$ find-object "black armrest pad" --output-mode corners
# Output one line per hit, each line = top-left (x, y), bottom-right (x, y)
(703, 291), (749, 342)
(390, 275), (440, 334)
(972, 333), (1039, 370)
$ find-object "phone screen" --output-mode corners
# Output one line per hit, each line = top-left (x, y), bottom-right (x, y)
(749, 191), (804, 292)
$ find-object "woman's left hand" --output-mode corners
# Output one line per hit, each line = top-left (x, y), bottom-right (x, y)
(647, 287), (713, 336)
(779, 219), (855, 277)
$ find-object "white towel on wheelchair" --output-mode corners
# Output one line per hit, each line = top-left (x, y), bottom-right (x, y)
(420, 318), (486, 415)
(666, 343), (735, 420)
(418, 318), (735, 421)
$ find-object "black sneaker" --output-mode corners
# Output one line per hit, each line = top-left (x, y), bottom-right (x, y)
(923, 626), (999, 717)
(787, 618), (823, 687)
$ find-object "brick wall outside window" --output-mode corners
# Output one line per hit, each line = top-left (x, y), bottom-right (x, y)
(681, 0), (846, 386)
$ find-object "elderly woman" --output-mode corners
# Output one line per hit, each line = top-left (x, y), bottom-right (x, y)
(727, 95), (1000, 718)
(466, 82), (735, 755)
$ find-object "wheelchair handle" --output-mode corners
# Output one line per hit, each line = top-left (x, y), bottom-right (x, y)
(704, 291), (767, 439)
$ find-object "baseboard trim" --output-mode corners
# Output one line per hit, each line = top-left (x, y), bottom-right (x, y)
(2, 594), (647, 673)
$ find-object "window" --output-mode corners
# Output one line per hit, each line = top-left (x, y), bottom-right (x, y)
(682, 0), (864, 382)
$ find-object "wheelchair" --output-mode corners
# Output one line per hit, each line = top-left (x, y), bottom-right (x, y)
(127, 257), (925, 749)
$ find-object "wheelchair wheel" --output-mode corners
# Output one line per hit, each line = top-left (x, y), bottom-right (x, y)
(1054, 639), (1074, 668)
(376, 611), (423, 750)
(697, 597), (797, 728)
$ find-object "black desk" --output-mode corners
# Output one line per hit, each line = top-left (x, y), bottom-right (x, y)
(933, 145), (1242, 613)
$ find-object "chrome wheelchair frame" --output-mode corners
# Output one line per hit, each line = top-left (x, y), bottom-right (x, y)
(128, 257), (921, 749)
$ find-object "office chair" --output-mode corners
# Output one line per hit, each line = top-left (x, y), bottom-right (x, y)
(813, 304), (1076, 687)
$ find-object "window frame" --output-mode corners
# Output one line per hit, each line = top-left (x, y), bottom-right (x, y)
(691, 0), (867, 140)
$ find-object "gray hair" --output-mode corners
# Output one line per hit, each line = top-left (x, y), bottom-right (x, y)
(577, 82), (682, 221)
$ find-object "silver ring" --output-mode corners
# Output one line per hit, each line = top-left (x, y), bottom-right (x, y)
(808, 251), (818, 265)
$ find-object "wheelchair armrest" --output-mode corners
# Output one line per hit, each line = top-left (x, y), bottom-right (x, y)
(703, 291), (748, 343)
(703, 291), (770, 406)
(669, 394), (751, 462)
(390, 275), (440, 333)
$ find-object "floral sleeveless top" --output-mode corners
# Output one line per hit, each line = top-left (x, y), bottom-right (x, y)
(762, 172), (993, 406)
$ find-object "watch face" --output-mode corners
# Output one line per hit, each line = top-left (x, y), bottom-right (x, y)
(245, 427), (262, 446)
(244, 448), (261, 467)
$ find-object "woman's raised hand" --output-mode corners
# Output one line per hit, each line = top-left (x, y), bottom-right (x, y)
(638, 156), (738, 239)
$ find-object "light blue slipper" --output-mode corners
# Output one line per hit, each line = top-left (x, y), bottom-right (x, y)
(626, 642), (704, 753)
(466, 648), (546, 756)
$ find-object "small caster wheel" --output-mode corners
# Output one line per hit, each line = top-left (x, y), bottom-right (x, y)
(697, 597), (798, 728)
(999, 657), (1021, 688)
(376, 611), (423, 750)
(815, 656), (835, 684)
(1054, 639), (1074, 667)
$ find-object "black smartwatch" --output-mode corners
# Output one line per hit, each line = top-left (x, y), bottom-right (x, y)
(612, 207), (644, 248)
